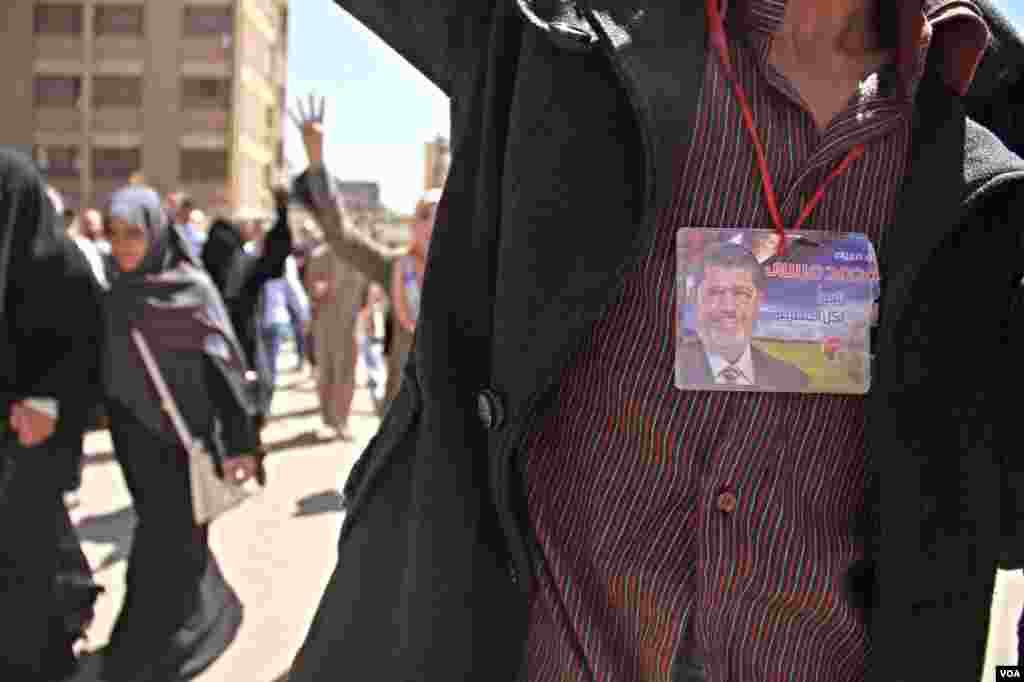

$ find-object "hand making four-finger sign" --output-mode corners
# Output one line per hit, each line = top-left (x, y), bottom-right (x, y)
(289, 92), (327, 170)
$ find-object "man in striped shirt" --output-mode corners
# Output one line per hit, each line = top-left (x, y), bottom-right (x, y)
(286, 1), (1024, 681)
(522, 0), (992, 679)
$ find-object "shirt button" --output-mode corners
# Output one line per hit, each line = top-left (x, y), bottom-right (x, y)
(476, 389), (506, 431)
(716, 491), (738, 514)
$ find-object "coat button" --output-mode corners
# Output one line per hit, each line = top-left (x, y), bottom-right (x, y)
(476, 389), (506, 431)
(716, 491), (738, 514)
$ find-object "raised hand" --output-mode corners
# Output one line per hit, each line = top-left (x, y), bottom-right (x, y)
(289, 93), (326, 170)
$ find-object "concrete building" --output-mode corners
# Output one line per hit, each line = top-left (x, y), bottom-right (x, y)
(424, 134), (449, 191)
(1, 1), (289, 217)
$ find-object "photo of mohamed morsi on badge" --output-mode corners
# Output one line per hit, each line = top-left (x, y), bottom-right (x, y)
(676, 228), (880, 394)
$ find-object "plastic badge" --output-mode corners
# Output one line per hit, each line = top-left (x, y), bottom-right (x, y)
(675, 228), (880, 394)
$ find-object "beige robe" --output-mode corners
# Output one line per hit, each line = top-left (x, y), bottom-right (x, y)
(306, 244), (367, 427)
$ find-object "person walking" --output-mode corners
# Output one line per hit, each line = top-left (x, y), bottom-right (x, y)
(168, 192), (206, 259)
(390, 188), (439, 398)
(289, 97), (433, 412)
(201, 192), (293, 431)
(286, 2), (1024, 681)
(304, 232), (366, 440)
(261, 254), (311, 389)
(99, 184), (261, 682)
(0, 148), (103, 682)
(292, 223), (321, 373)
(66, 208), (111, 290)
(358, 283), (389, 414)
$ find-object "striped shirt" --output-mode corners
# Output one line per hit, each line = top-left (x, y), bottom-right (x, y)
(522, 2), (988, 681)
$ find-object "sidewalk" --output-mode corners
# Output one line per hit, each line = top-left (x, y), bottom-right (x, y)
(69, 350), (375, 682)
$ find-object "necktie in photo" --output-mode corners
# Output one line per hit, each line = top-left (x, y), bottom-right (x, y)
(719, 366), (742, 384)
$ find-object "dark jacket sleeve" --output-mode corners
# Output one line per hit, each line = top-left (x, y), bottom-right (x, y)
(25, 263), (103, 490)
(242, 203), (294, 300)
(331, 0), (495, 96)
(203, 355), (260, 460)
(965, 0), (1024, 156)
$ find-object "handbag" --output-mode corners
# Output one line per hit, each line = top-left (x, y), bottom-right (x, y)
(130, 329), (260, 525)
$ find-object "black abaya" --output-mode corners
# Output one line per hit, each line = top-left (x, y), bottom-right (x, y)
(100, 185), (259, 682)
(202, 204), (293, 425)
(101, 400), (244, 682)
(0, 149), (103, 680)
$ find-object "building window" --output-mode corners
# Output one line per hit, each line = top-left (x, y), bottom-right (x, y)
(93, 148), (141, 179)
(34, 4), (83, 35)
(182, 78), (232, 109)
(95, 6), (144, 37)
(184, 6), (233, 36)
(180, 150), (228, 183)
(92, 76), (143, 108)
(34, 76), (82, 108)
(34, 146), (80, 177)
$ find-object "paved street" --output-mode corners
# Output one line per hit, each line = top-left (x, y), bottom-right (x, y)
(70, 347), (373, 682)
(65, 345), (1024, 681)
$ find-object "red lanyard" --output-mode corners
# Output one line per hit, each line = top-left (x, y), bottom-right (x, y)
(704, 0), (865, 256)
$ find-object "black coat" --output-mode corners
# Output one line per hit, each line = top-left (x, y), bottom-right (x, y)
(290, 3), (1024, 681)
(202, 206), (293, 419)
(0, 149), (102, 679)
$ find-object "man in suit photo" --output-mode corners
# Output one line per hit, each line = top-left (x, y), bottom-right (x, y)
(679, 241), (810, 391)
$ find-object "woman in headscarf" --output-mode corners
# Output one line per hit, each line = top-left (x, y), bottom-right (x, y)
(0, 148), (103, 680)
(99, 184), (262, 682)
(389, 188), (439, 404)
(201, 192), (293, 431)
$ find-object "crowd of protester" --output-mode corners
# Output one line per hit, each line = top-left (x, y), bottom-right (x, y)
(0, 91), (439, 681)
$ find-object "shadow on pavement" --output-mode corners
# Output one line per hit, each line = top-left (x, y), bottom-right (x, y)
(267, 406), (322, 423)
(293, 490), (345, 518)
(262, 431), (327, 456)
(75, 505), (137, 571)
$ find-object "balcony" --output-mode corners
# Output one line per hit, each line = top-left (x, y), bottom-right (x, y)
(181, 36), (232, 65)
(182, 108), (230, 133)
(35, 108), (82, 133)
(34, 36), (83, 60)
(92, 108), (142, 133)
(94, 36), (145, 61)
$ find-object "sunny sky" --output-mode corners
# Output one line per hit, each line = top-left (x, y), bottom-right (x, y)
(286, 2), (1024, 214)
(284, 4), (449, 214)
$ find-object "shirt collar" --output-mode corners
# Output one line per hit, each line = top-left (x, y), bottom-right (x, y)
(706, 344), (756, 384)
(726, 0), (990, 98)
